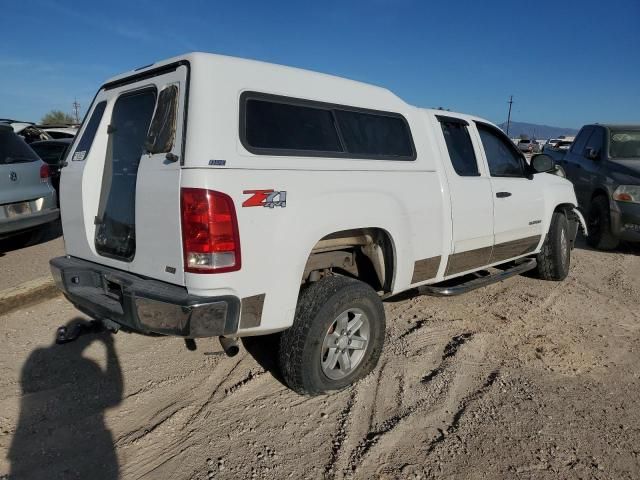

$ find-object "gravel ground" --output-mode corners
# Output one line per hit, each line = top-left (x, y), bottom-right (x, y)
(0, 240), (639, 479)
(0, 221), (63, 291)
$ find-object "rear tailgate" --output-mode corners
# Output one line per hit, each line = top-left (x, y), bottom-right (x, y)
(60, 63), (189, 285)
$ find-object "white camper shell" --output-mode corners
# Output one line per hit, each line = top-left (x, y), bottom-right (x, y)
(51, 53), (585, 394)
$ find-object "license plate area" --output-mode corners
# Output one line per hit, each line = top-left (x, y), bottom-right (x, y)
(5, 201), (32, 218)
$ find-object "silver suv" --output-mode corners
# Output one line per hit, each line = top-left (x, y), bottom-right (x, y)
(0, 124), (59, 242)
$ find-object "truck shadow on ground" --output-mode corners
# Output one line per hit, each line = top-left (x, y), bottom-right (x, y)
(8, 318), (122, 480)
(0, 220), (62, 256)
(573, 234), (640, 256)
(241, 333), (288, 387)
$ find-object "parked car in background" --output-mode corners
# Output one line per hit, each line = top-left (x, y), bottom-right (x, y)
(557, 124), (640, 249)
(0, 124), (59, 243)
(543, 140), (573, 160)
(517, 138), (541, 153)
(0, 119), (52, 144)
(545, 138), (562, 149)
(30, 138), (72, 203)
(40, 125), (78, 139)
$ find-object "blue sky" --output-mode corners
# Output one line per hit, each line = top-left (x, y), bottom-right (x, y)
(1, 0), (638, 128)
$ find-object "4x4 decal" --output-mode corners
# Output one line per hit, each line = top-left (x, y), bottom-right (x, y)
(243, 190), (287, 208)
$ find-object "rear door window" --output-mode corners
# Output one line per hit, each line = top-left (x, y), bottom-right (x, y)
(438, 118), (479, 176)
(95, 88), (157, 261)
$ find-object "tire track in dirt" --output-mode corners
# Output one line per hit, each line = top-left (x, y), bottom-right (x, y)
(323, 390), (357, 479)
(343, 331), (489, 477)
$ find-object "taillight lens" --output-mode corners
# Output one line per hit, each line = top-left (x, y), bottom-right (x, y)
(40, 163), (50, 181)
(180, 188), (241, 273)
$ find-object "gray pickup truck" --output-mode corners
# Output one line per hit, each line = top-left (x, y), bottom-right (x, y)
(557, 124), (640, 249)
(0, 124), (59, 243)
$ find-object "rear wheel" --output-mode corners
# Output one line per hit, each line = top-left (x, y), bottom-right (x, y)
(279, 275), (385, 395)
(586, 195), (619, 250)
(0, 227), (44, 251)
(534, 211), (571, 281)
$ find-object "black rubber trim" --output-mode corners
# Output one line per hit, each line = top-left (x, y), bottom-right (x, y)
(50, 256), (239, 337)
(436, 114), (469, 126)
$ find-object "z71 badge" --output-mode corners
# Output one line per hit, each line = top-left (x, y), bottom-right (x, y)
(243, 190), (287, 208)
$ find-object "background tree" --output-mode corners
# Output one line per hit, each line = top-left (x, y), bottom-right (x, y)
(40, 110), (75, 125)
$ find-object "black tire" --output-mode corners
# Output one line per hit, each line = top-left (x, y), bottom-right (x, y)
(586, 195), (619, 250)
(534, 211), (571, 281)
(0, 227), (44, 251)
(279, 275), (385, 395)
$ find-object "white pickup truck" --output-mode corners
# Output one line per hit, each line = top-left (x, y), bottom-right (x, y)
(51, 53), (586, 395)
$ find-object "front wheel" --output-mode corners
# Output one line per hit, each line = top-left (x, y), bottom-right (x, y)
(534, 211), (571, 281)
(586, 195), (619, 250)
(279, 275), (385, 395)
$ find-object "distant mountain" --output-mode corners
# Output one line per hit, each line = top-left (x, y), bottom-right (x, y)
(497, 121), (578, 140)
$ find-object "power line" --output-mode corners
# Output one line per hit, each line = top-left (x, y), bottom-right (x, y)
(506, 95), (513, 136)
(72, 99), (81, 124)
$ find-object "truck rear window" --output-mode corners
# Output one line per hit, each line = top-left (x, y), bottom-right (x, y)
(0, 129), (39, 164)
(241, 92), (415, 160)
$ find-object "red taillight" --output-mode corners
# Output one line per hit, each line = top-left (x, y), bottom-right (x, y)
(40, 163), (50, 180)
(180, 188), (241, 273)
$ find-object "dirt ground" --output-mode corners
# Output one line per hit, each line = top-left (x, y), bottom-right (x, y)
(1, 240), (639, 480)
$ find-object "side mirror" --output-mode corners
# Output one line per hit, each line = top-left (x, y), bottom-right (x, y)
(586, 148), (600, 160)
(530, 154), (555, 174)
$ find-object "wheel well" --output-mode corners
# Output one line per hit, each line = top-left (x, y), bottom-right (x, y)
(302, 228), (395, 293)
(591, 189), (609, 202)
(554, 202), (576, 214)
(553, 203), (583, 239)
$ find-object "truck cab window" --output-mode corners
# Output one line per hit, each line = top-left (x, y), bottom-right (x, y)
(439, 119), (479, 176)
(477, 124), (524, 177)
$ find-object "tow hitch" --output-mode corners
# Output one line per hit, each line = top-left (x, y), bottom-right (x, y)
(55, 319), (118, 344)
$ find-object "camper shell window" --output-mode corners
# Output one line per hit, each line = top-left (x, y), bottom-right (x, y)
(240, 92), (416, 161)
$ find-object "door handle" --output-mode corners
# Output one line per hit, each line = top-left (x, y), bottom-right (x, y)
(496, 192), (512, 198)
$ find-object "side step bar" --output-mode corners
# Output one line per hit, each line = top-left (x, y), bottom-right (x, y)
(418, 258), (537, 297)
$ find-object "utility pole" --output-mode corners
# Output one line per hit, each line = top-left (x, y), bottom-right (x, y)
(506, 95), (513, 136)
(72, 99), (81, 124)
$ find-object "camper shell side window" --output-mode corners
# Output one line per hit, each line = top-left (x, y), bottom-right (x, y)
(239, 92), (417, 161)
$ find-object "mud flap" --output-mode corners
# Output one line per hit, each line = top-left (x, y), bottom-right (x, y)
(567, 207), (587, 247)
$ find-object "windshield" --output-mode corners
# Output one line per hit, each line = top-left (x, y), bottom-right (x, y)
(610, 130), (640, 159)
(0, 129), (39, 164)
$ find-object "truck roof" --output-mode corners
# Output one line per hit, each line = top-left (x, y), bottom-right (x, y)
(102, 52), (497, 130)
(596, 124), (640, 130)
(104, 52), (403, 104)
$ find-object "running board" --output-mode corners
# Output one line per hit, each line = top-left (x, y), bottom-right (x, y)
(418, 258), (537, 297)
